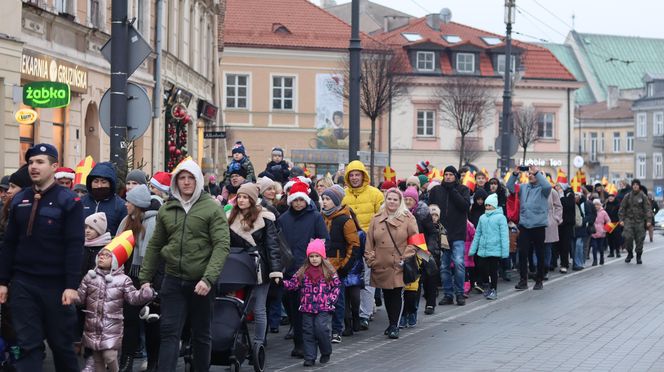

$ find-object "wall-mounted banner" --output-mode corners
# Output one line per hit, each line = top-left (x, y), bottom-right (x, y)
(21, 49), (88, 93)
(23, 81), (71, 108)
(14, 108), (39, 124)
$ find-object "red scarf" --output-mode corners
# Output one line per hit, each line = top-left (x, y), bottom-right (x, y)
(305, 265), (324, 283)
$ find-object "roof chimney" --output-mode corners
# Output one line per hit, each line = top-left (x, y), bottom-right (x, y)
(607, 85), (619, 109)
(425, 13), (441, 31)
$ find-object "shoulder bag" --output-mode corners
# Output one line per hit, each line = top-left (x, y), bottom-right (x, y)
(384, 221), (419, 284)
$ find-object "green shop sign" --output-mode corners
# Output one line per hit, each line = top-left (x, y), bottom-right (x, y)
(23, 81), (71, 108)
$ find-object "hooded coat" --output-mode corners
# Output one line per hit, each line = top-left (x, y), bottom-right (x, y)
(322, 205), (360, 273)
(139, 159), (230, 288)
(487, 178), (508, 216)
(507, 172), (552, 229)
(82, 162), (128, 236)
(229, 208), (282, 283)
(278, 203), (329, 276)
(342, 161), (384, 231)
(469, 208), (509, 259)
(469, 188), (487, 227)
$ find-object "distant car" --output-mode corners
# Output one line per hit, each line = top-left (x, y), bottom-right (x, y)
(654, 210), (664, 230)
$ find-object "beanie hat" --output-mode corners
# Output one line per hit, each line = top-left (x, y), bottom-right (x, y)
(271, 147), (284, 157)
(150, 171), (171, 194)
(0, 175), (9, 190)
(209, 175), (216, 183)
(102, 230), (135, 270)
(406, 175), (420, 187)
(126, 184), (152, 209)
(73, 184), (87, 193)
(237, 183), (260, 204)
(415, 160), (430, 175)
(403, 186), (419, 203)
(85, 212), (108, 236)
(8, 165), (31, 189)
(290, 166), (305, 178)
(418, 174), (429, 186)
(229, 164), (248, 179)
(232, 141), (246, 155)
(427, 180), (440, 192)
(428, 204), (441, 217)
(443, 165), (459, 180)
(256, 177), (275, 195)
(322, 184), (345, 207)
(126, 169), (148, 185)
(287, 180), (312, 206)
(380, 180), (396, 190)
(55, 167), (75, 180)
(485, 193), (499, 209)
(306, 239), (326, 259)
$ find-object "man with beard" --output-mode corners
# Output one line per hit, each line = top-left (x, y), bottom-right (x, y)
(81, 162), (128, 236)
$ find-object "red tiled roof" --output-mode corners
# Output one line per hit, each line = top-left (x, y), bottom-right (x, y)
(377, 18), (575, 81)
(578, 99), (633, 120)
(223, 0), (381, 51)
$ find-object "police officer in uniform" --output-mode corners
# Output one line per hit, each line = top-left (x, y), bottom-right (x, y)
(0, 144), (84, 372)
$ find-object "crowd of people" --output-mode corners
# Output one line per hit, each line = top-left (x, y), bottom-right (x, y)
(0, 141), (658, 371)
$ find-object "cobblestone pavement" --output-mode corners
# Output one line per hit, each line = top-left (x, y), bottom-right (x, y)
(43, 236), (664, 371)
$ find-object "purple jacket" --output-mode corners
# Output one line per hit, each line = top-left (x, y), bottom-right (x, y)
(77, 267), (155, 350)
(283, 272), (341, 314)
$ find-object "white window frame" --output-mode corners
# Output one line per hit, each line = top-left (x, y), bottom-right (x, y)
(627, 131), (634, 152)
(416, 110), (435, 137)
(270, 75), (296, 111)
(654, 112), (664, 136)
(224, 73), (250, 109)
(654, 153), (663, 179)
(537, 113), (554, 139)
(600, 132), (605, 153)
(416, 51), (435, 72)
(637, 113), (647, 138)
(590, 132), (598, 162)
(636, 153), (647, 179)
(582, 132), (587, 153)
(456, 53), (475, 74)
(497, 54), (516, 75)
(613, 132), (621, 153)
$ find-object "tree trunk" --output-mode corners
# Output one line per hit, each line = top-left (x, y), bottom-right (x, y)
(370, 117), (376, 185)
(523, 147), (528, 166)
(458, 134), (465, 170)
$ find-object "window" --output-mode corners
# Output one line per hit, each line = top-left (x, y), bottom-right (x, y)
(416, 52), (435, 72)
(225, 74), (248, 109)
(590, 132), (598, 162)
(654, 112), (664, 136)
(613, 132), (621, 152)
(636, 153), (647, 179)
(626, 172), (634, 181)
(600, 132), (605, 153)
(443, 35), (462, 43)
(537, 113), (554, 139)
(272, 76), (294, 110)
(456, 53), (475, 73)
(52, 108), (65, 163)
(496, 54), (516, 75)
(402, 33), (423, 42)
(637, 113), (647, 137)
(416, 111), (435, 137)
(648, 83), (654, 97)
(89, 0), (101, 29)
(582, 132), (587, 153)
(481, 36), (502, 46)
(654, 153), (663, 179)
(627, 131), (634, 152)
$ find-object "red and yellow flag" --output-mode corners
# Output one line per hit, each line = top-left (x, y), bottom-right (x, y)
(427, 167), (441, 181)
(384, 165), (396, 183)
(462, 171), (476, 192)
(604, 222), (618, 234)
(556, 168), (568, 184)
(74, 156), (95, 186)
(519, 171), (529, 184)
(407, 233), (428, 251)
(606, 183), (618, 196)
(575, 170), (587, 185)
(479, 167), (489, 178)
(570, 176), (582, 193)
(546, 174), (555, 186)
(601, 176), (609, 187)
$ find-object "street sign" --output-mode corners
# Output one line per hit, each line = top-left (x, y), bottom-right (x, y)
(494, 134), (519, 157)
(203, 131), (226, 139)
(100, 25), (152, 76)
(573, 155), (584, 168)
(99, 82), (152, 140)
(22, 81), (71, 108)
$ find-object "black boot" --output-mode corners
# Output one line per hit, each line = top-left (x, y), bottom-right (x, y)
(637, 253), (642, 264)
(119, 354), (134, 372)
(342, 318), (353, 336)
(625, 251), (633, 263)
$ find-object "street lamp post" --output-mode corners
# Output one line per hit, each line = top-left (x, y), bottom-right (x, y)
(348, 0), (361, 162)
(500, 0), (516, 175)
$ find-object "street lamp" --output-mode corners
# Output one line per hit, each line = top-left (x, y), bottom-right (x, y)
(499, 0), (516, 175)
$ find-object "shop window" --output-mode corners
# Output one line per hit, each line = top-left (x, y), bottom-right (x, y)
(19, 121), (34, 166)
(52, 107), (66, 163)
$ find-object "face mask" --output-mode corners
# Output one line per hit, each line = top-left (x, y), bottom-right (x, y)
(91, 187), (112, 201)
(275, 193), (282, 201)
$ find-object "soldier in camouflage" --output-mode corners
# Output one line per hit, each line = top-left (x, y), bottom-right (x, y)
(619, 179), (653, 264)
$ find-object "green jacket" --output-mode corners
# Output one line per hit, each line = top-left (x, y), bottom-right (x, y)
(139, 193), (230, 288)
(619, 190), (652, 226)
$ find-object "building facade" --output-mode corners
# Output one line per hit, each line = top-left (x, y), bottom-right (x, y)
(632, 74), (664, 200)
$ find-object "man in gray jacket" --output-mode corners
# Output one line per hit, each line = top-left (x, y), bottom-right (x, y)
(507, 166), (552, 290)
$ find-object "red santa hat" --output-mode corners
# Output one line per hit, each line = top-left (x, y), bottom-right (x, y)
(55, 167), (75, 180)
(287, 180), (312, 206)
(150, 171), (172, 194)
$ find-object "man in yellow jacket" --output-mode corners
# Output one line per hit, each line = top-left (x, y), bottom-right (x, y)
(342, 160), (384, 330)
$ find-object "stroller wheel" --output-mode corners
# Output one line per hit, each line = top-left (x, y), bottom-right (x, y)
(253, 343), (266, 372)
(230, 359), (242, 372)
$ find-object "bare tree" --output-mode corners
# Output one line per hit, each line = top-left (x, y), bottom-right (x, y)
(436, 78), (494, 169)
(454, 137), (482, 165)
(513, 104), (540, 163)
(338, 48), (410, 182)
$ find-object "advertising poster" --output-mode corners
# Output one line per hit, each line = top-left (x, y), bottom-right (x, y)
(314, 74), (346, 149)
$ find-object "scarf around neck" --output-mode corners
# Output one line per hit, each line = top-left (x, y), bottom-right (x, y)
(305, 265), (324, 283)
(85, 232), (112, 247)
(321, 205), (341, 217)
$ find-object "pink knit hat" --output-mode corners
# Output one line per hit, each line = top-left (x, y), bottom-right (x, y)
(306, 239), (326, 259)
(403, 186), (419, 203)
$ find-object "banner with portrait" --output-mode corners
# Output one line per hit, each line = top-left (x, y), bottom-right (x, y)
(314, 74), (346, 149)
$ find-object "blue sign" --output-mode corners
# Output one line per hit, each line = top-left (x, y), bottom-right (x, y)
(655, 185), (663, 199)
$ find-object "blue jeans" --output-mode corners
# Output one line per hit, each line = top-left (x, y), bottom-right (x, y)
(332, 281), (345, 334)
(440, 240), (465, 298)
(591, 237), (606, 262)
(573, 237), (585, 268)
(267, 285), (283, 330)
(248, 282), (270, 343)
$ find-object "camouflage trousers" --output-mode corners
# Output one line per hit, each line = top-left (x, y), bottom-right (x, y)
(622, 223), (646, 254)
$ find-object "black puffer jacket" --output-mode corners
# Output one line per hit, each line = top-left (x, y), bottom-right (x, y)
(428, 182), (470, 243)
(229, 210), (282, 282)
(560, 189), (577, 226)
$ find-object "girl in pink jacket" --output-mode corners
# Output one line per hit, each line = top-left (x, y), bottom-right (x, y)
(590, 199), (611, 266)
(77, 232), (155, 372)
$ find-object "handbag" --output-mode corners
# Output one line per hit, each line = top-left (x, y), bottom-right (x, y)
(384, 221), (419, 284)
(439, 224), (450, 249)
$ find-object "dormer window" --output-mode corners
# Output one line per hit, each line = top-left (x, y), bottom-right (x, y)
(272, 23), (291, 34)
(416, 51), (435, 72)
(481, 36), (502, 46)
(648, 83), (654, 97)
(456, 53), (475, 74)
(402, 33), (423, 42)
(496, 54), (516, 74)
(443, 35), (462, 44)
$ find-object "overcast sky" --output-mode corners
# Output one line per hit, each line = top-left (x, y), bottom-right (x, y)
(319, 0), (664, 43)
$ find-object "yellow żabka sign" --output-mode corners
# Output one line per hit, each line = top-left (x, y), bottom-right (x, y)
(15, 108), (38, 125)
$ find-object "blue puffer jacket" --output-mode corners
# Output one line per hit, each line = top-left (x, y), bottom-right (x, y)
(81, 162), (127, 236)
(469, 208), (509, 259)
(343, 229), (365, 288)
(278, 203), (329, 276)
(507, 172), (552, 229)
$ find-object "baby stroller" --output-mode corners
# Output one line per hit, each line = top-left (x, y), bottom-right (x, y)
(183, 247), (265, 372)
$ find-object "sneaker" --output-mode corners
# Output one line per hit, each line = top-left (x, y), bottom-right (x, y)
(486, 289), (497, 300)
(515, 280), (528, 290)
(331, 334), (341, 343)
(424, 306), (435, 315)
(559, 267), (568, 274)
(388, 327), (399, 339)
(607, 253), (615, 258)
(398, 316), (407, 329)
(439, 296), (454, 305)
(384, 326), (391, 336)
(270, 327), (279, 333)
(533, 281), (543, 290)
(303, 360), (315, 367)
(320, 355), (330, 364)
(473, 283), (485, 294)
(456, 295), (466, 306)
(616, 253), (621, 258)
(359, 318), (369, 330)
(572, 266), (584, 271)
(407, 313), (417, 328)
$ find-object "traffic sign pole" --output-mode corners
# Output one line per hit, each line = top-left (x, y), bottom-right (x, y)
(110, 0), (129, 175)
